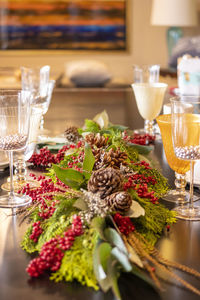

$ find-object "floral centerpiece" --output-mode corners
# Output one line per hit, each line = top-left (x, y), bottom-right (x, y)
(20, 111), (200, 299)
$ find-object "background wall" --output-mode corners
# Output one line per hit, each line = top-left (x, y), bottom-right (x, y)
(0, 0), (199, 84)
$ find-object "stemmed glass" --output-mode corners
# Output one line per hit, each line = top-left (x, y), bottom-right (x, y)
(0, 90), (31, 208)
(171, 96), (200, 220)
(157, 114), (191, 203)
(131, 82), (167, 139)
(1, 80), (55, 192)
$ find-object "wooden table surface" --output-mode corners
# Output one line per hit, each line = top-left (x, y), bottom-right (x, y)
(0, 88), (200, 300)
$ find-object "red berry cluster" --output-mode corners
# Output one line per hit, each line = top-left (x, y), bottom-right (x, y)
(124, 133), (155, 145)
(134, 160), (151, 170)
(26, 216), (83, 278)
(30, 221), (43, 243)
(29, 147), (57, 167)
(136, 184), (158, 204)
(18, 175), (68, 220)
(29, 142), (84, 168)
(113, 213), (135, 236)
(124, 174), (156, 190)
(124, 174), (158, 204)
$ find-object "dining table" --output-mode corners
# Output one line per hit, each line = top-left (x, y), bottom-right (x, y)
(0, 87), (200, 300)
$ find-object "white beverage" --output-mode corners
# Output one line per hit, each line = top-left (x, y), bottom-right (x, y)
(132, 83), (167, 121)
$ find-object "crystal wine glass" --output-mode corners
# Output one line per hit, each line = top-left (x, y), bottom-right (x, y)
(0, 90), (31, 208)
(21, 66), (53, 137)
(131, 82), (167, 139)
(157, 114), (191, 203)
(1, 104), (43, 191)
(171, 96), (200, 220)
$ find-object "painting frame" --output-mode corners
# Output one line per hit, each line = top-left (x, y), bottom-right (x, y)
(0, 0), (131, 55)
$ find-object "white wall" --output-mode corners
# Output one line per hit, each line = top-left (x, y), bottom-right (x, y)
(0, 0), (199, 83)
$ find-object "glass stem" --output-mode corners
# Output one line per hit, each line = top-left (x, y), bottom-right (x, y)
(14, 158), (27, 183)
(144, 120), (154, 136)
(8, 151), (15, 200)
(40, 115), (44, 130)
(189, 161), (195, 210)
(174, 172), (187, 195)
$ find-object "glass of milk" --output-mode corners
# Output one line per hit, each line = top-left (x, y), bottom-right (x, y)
(131, 82), (168, 138)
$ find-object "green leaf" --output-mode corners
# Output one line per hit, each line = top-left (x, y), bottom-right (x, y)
(104, 228), (128, 255)
(91, 217), (106, 240)
(108, 124), (128, 132)
(93, 241), (112, 292)
(84, 119), (100, 133)
(73, 198), (88, 211)
(127, 142), (153, 155)
(82, 143), (95, 178)
(53, 165), (84, 189)
(111, 247), (132, 272)
(107, 257), (122, 300)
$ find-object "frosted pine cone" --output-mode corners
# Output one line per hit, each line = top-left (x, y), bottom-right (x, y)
(64, 126), (80, 143)
(105, 191), (132, 213)
(85, 133), (108, 148)
(94, 148), (128, 170)
(87, 167), (123, 199)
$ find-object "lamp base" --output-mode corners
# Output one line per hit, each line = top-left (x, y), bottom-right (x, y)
(167, 26), (183, 58)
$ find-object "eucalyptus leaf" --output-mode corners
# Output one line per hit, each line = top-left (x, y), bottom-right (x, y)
(111, 247), (132, 272)
(73, 198), (88, 211)
(125, 243), (144, 268)
(65, 148), (77, 156)
(91, 217), (106, 240)
(53, 165), (84, 189)
(104, 228), (128, 255)
(93, 110), (109, 129)
(107, 257), (122, 300)
(125, 200), (145, 218)
(127, 142), (153, 155)
(93, 242), (112, 292)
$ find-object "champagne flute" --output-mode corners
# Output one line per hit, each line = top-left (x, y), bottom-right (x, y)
(157, 114), (191, 202)
(0, 90), (31, 208)
(171, 96), (200, 220)
(131, 82), (167, 139)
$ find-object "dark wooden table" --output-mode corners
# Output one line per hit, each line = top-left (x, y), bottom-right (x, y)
(0, 88), (200, 300)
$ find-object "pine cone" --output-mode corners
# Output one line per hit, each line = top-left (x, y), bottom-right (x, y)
(105, 191), (132, 213)
(64, 126), (80, 143)
(85, 133), (108, 148)
(88, 167), (123, 199)
(94, 148), (128, 170)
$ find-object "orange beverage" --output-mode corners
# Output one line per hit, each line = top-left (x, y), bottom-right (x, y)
(157, 114), (190, 174)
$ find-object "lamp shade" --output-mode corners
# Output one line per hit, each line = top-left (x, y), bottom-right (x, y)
(151, 0), (198, 27)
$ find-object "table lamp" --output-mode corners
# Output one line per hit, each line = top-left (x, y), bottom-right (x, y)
(150, 0), (198, 59)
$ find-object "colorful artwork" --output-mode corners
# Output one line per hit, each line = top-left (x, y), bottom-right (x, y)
(0, 0), (127, 51)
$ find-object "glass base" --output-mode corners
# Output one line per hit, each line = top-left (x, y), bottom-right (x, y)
(173, 205), (200, 221)
(0, 194), (32, 209)
(162, 189), (199, 203)
(1, 179), (40, 192)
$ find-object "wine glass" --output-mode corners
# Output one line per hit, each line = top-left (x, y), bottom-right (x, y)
(157, 114), (192, 203)
(0, 90), (31, 208)
(171, 96), (200, 220)
(21, 66), (54, 137)
(131, 82), (167, 139)
(133, 64), (160, 84)
(1, 104), (43, 191)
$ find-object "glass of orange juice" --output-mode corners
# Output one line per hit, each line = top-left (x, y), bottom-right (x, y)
(157, 114), (191, 203)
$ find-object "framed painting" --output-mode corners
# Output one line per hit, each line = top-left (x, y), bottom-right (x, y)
(0, 0), (128, 51)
